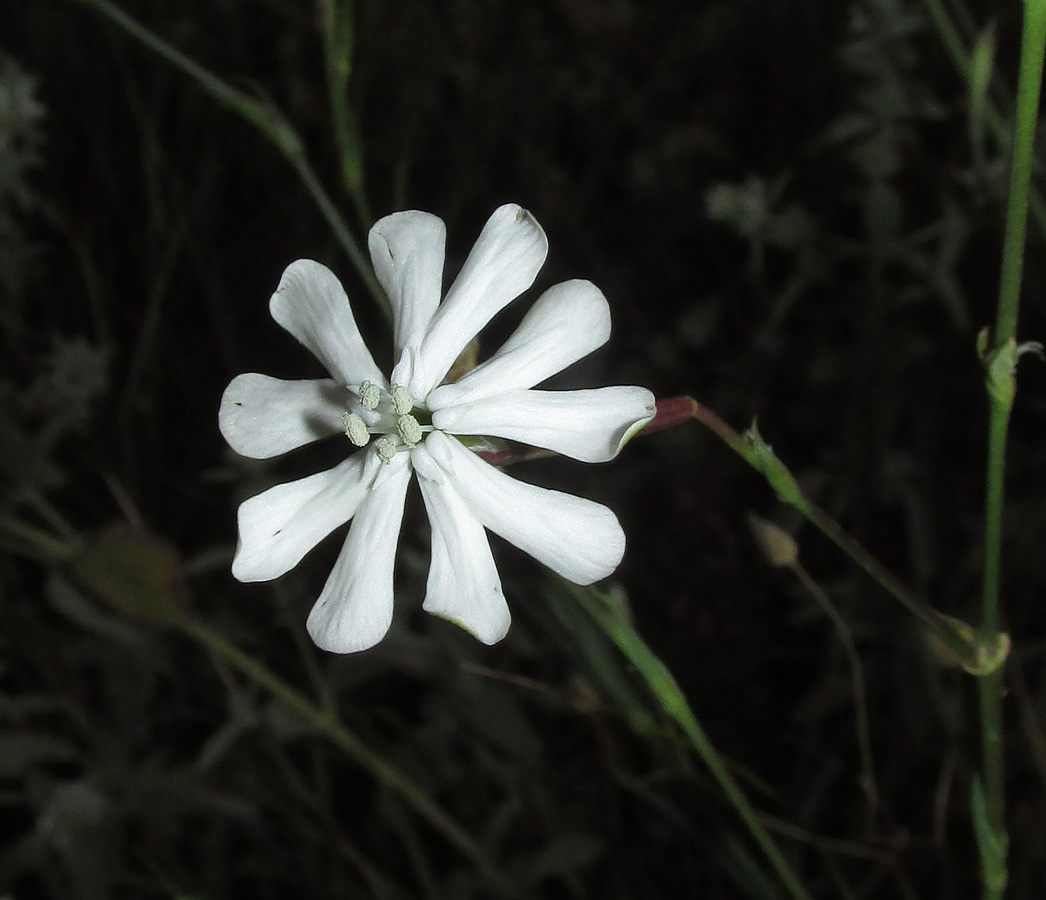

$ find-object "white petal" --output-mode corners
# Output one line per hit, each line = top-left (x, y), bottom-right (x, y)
(219, 373), (348, 459)
(427, 280), (611, 410)
(424, 431), (625, 584)
(368, 211), (446, 363)
(410, 204), (548, 399)
(232, 453), (377, 582)
(306, 453), (411, 653)
(432, 386), (656, 463)
(413, 444), (510, 645)
(269, 259), (386, 389)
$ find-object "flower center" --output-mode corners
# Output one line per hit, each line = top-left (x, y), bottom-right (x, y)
(345, 383), (430, 461)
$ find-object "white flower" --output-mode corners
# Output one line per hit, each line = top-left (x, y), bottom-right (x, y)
(219, 203), (655, 653)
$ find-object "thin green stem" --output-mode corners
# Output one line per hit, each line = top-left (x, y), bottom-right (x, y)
(790, 562), (878, 831)
(292, 154), (390, 321)
(73, 0), (389, 317)
(976, 3), (1046, 896)
(178, 617), (514, 895)
(979, 401), (1010, 835)
(0, 516), (79, 564)
(317, 0), (373, 233)
(993, 0), (1046, 345)
(647, 396), (1004, 675)
(921, 0), (1046, 243)
(573, 585), (815, 900)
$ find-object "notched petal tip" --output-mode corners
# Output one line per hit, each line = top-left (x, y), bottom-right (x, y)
(612, 387), (657, 458)
(428, 605), (512, 646)
(268, 259), (336, 319)
(267, 259), (386, 389)
(219, 373), (348, 459)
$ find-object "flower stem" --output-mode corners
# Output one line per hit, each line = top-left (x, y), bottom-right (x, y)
(976, 1), (1046, 895)
(573, 585), (815, 900)
(177, 617), (514, 895)
(789, 561), (878, 831)
(71, 0), (389, 318)
(646, 397), (1007, 676)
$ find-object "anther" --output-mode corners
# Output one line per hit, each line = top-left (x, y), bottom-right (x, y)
(358, 381), (380, 411)
(391, 384), (414, 416)
(398, 414), (423, 446)
(375, 436), (397, 464)
(343, 412), (370, 448)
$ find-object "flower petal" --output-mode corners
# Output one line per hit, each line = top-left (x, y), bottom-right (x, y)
(426, 280), (611, 410)
(410, 204), (548, 399)
(424, 431), (625, 584)
(269, 259), (386, 389)
(432, 386), (656, 463)
(413, 443), (510, 645)
(232, 453), (377, 582)
(368, 211), (446, 372)
(219, 373), (349, 459)
(306, 453), (412, 653)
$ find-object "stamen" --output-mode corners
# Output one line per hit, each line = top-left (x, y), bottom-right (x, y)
(358, 381), (381, 411)
(343, 412), (370, 448)
(391, 384), (414, 416)
(398, 414), (423, 447)
(375, 435), (397, 464)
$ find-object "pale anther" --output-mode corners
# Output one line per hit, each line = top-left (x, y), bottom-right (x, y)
(398, 414), (423, 447)
(358, 381), (380, 411)
(343, 412), (370, 448)
(391, 384), (414, 415)
(375, 436), (397, 464)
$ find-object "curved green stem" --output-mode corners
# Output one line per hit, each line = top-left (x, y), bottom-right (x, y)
(789, 561), (878, 830)
(573, 585), (814, 900)
(316, 0), (373, 232)
(178, 617), (514, 895)
(72, 0), (389, 318)
(645, 397), (1006, 676)
(0, 516), (79, 564)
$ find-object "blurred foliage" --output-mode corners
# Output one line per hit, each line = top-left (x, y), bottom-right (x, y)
(2, 0), (1046, 898)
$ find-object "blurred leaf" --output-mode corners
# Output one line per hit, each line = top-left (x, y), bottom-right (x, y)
(46, 571), (147, 648)
(37, 780), (120, 900)
(523, 831), (603, 885)
(452, 681), (541, 763)
(73, 525), (185, 625)
(0, 731), (78, 777)
(968, 21), (997, 151)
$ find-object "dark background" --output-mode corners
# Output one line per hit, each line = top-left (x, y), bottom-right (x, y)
(2, 0), (1045, 897)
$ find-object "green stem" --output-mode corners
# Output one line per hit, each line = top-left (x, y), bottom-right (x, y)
(573, 586), (815, 900)
(316, 0), (374, 232)
(980, 399), (1010, 839)
(73, 0), (388, 317)
(977, 2), (1046, 895)
(178, 617), (513, 895)
(652, 397), (1005, 675)
(993, 0), (1046, 345)
(921, 0), (1046, 244)
(0, 516), (79, 564)
(790, 562), (878, 831)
